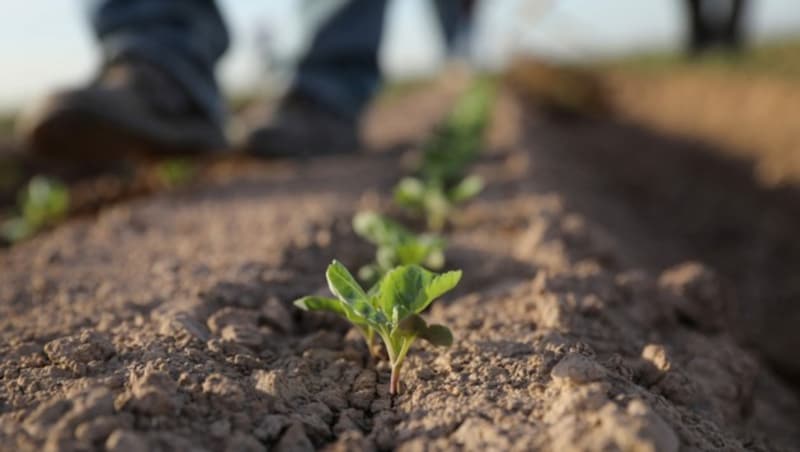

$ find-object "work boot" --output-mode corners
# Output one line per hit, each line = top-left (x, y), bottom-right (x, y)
(245, 92), (359, 158)
(17, 60), (227, 159)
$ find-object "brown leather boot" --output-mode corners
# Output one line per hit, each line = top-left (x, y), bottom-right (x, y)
(16, 60), (227, 160)
(245, 93), (359, 158)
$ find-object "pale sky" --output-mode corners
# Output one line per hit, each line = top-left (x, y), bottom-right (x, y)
(0, 0), (799, 112)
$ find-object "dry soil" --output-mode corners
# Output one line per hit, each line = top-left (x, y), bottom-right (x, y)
(1, 85), (799, 451)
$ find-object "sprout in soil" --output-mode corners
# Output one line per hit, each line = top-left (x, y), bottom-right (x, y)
(353, 211), (445, 284)
(294, 260), (460, 395)
(393, 174), (483, 232)
(155, 158), (196, 188)
(418, 78), (494, 187)
(1, 175), (70, 243)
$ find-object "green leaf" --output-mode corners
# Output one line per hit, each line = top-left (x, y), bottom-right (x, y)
(21, 176), (69, 229)
(366, 279), (382, 298)
(293, 295), (372, 328)
(448, 175), (484, 203)
(422, 189), (451, 232)
(358, 264), (381, 286)
(157, 158), (195, 187)
(326, 260), (386, 326)
(353, 211), (401, 245)
(395, 242), (430, 266)
(378, 265), (432, 322)
(395, 236), (445, 269)
(418, 270), (462, 314)
(423, 248), (445, 270)
(0, 217), (31, 243)
(354, 212), (417, 251)
(296, 262), (460, 394)
(376, 246), (398, 270)
(293, 296), (346, 316)
(378, 266), (461, 320)
(394, 177), (425, 208)
(420, 324), (453, 347)
(326, 260), (368, 304)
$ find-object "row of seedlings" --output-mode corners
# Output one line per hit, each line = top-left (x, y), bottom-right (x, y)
(294, 78), (495, 395)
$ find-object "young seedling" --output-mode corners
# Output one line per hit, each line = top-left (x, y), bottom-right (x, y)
(393, 174), (483, 232)
(394, 78), (494, 231)
(1, 176), (70, 243)
(419, 77), (495, 187)
(353, 211), (445, 284)
(155, 158), (196, 188)
(294, 260), (460, 395)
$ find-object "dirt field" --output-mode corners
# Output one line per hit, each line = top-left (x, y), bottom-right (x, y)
(2, 84), (800, 451)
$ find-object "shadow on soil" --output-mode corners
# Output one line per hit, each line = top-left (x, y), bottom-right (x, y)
(511, 110), (800, 383)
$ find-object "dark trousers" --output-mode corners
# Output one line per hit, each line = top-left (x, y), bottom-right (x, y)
(91, 0), (463, 123)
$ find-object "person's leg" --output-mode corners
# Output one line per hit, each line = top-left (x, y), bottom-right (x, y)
(246, 0), (389, 157)
(246, 0), (466, 158)
(292, 0), (390, 121)
(432, 0), (463, 50)
(686, 0), (712, 55)
(685, 0), (749, 55)
(291, 0), (462, 119)
(18, 0), (229, 157)
(722, 0), (748, 50)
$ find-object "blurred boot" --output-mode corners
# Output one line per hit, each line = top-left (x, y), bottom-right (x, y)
(246, 0), (465, 158)
(246, 0), (385, 158)
(18, 0), (230, 158)
(17, 60), (227, 159)
(685, 0), (749, 55)
(245, 92), (359, 157)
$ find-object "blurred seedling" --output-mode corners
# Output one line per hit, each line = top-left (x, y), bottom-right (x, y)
(155, 158), (195, 188)
(394, 174), (483, 232)
(395, 78), (494, 231)
(1, 176), (69, 243)
(419, 77), (494, 187)
(294, 260), (460, 395)
(353, 211), (445, 284)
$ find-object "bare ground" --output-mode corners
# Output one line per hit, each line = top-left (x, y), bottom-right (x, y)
(1, 85), (800, 451)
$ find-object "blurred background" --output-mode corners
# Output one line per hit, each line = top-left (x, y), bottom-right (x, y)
(1, 0), (800, 113)
(3, 0), (800, 239)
